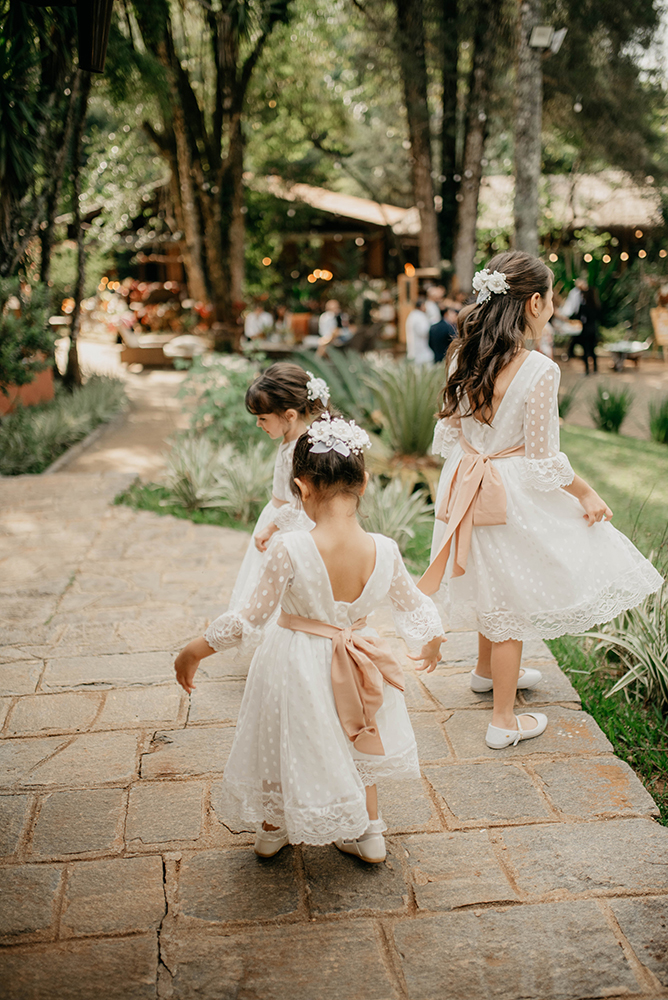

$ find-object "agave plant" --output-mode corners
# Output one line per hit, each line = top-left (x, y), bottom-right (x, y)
(589, 384), (633, 434)
(294, 350), (379, 425)
(213, 441), (275, 524)
(364, 361), (443, 457)
(585, 570), (668, 709)
(162, 435), (233, 511)
(649, 394), (668, 445)
(360, 477), (433, 555)
(558, 382), (579, 420)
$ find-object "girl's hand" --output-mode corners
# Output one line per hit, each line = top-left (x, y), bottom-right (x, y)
(174, 637), (215, 694)
(580, 489), (613, 527)
(408, 635), (446, 673)
(255, 523), (278, 552)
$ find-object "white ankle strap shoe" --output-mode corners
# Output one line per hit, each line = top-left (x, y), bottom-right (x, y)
(254, 827), (289, 858)
(335, 819), (387, 863)
(470, 667), (543, 693)
(485, 712), (548, 749)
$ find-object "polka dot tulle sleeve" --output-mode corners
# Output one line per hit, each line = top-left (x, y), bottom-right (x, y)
(204, 540), (294, 654)
(388, 544), (443, 652)
(522, 366), (574, 491)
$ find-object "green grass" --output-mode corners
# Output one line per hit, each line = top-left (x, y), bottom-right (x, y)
(561, 424), (668, 556)
(548, 635), (668, 825)
(114, 481), (253, 533)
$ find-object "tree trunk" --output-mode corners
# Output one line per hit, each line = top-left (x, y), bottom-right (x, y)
(228, 133), (245, 307)
(513, 0), (543, 256)
(452, 0), (500, 292)
(64, 70), (91, 390)
(439, 0), (459, 262)
(394, 0), (441, 268)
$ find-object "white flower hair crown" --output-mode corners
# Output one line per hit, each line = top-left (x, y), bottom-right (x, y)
(472, 268), (510, 305)
(308, 412), (371, 457)
(306, 371), (330, 406)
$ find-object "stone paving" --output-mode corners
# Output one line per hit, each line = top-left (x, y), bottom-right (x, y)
(1, 472), (667, 1000)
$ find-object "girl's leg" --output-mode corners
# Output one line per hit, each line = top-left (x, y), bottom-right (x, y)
(474, 633), (493, 678)
(490, 638), (538, 732)
(365, 784), (379, 821)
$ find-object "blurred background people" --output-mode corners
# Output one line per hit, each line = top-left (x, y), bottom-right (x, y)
(575, 286), (602, 375)
(428, 305), (458, 363)
(406, 298), (434, 364)
(244, 302), (273, 340)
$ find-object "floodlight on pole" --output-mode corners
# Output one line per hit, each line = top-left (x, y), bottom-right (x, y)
(529, 25), (567, 52)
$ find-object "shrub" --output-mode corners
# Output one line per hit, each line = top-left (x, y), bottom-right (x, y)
(589, 384), (633, 434)
(364, 361), (443, 457)
(558, 382), (579, 419)
(0, 279), (55, 391)
(177, 353), (264, 445)
(361, 477), (433, 555)
(294, 350), (378, 427)
(649, 395), (668, 445)
(213, 441), (275, 524)
(0, 375), (127, 475)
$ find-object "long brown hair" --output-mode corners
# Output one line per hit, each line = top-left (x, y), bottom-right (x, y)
(245, 363), (329, 418)
(440, 251), (551, 425)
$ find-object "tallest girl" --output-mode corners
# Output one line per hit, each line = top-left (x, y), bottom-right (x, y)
(419, 251), (662, 750)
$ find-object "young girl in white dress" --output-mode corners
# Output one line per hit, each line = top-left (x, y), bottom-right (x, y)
(175, 414), (445, 862)
(228, 363), (330, 613)
(420, 250), (662, 751)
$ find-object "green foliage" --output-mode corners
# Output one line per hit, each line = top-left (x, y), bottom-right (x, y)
(294, 350), (378, 426)
(0, 280), (54, 390)
(548, 634), (668, 824)
(177, 353), (264, 446)
(365, 362), (443, 457)
(649, 395), (668, 445)
(557, 382), (579, 419)
(115, 480), (252, 533)
(589, 384), (633, 434)
(361, 477), (433, 556)
(0, 375), (127, 475)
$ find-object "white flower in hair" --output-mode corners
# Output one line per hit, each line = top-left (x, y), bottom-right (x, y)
(308, 412), (371, 457)
(472, 268), (510, 305)
(305, 371), (330, 406)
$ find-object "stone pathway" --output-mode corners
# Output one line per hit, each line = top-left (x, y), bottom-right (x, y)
(1, 472), (667, 1000)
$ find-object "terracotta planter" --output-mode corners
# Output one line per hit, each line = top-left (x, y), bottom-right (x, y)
(0, 367), (55, 416)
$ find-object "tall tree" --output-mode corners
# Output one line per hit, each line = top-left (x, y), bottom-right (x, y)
(513, 0), (543, 255)
(438, 0), (459, 262)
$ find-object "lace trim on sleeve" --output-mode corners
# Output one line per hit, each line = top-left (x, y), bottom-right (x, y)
(432, 418), (461, 459)
(204, 613), (265, 655)
(272, 502), (314, 532)
(392, 604), (444, 653)
(521, 453), (575, 492)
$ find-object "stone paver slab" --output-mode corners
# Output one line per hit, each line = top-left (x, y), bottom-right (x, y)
(32, 788), (124, 856)
(535, 757), (659, 818)
(61, 856), (165, 935)
(0, 794), (30, 855)
(140, 726), (234, 778)
(0, 864), (63, 936)
(42, 651), (175, 690)
(188, 680), (246, 723)
(0, 934), (159, 1000)
(178, 847), (298, 922)
(445, 707), (612, 759)
(421, 669), (491, 710)
(376, 775), (437, 833)
(25, 731), (140, 786)
(609, 896), (668, 986)
(0, 661), (42, 696)
(438, 630), (479, 666)
(519, 659), (581, 705)
(424, 762), (550, 823)
(161, 921), (398, 999)
(401, 671), (436, 711)
(0, 646), (42, 664)
(209, 780), (254, 836)
(410, 713), (451, 762)
(94, 684), (182, 728)
(403, 830), (516, 910)
(302, 843), (406, 914)
(393, 900), (640, 999)
(5, 692), (101, 736)
(126, 781), (203, 844)
(0, 698), (11, 729)
(0, 735), (69, 787)
(501, 817), (668, 895)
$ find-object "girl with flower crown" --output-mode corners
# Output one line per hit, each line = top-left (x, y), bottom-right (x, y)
(175, 414), (445, 862)
(421, 250), (662, 750)
(227, 363), (331, 614)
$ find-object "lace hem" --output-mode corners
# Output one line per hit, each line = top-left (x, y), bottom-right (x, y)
(440, 562), (663, 642)
(432, 419), (460, 460)
(272, 503), (313, 532)
(393, 604), (444, 652)
(220, 781), (370, 846)
(521, 453), (574, 492)
(355, 743), (420, 786)
(204, 612), (264, 655)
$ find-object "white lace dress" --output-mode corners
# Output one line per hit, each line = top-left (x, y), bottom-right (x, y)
(228, 438), (313, 612)
(204, 530), (443, 845)
(431, 350), (663, 641)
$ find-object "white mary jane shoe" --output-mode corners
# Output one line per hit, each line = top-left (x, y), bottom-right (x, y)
(485, 712), (548, 749)
(254, 827), (289, 858)
(335, 819), (386, 863)
(470, 667), (543, 693)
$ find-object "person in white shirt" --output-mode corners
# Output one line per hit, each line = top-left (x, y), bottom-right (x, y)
(317, 299), (352, 356)
(424, 285), (445, 327)
(244, 304), (273, 340)
(405, 299), (434, 364)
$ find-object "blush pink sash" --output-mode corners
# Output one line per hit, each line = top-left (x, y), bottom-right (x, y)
(418, 436), (525, 595)
(277, 610), (405, 756)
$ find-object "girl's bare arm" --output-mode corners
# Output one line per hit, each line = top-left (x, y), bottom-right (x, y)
(562, 474), (613, 526)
